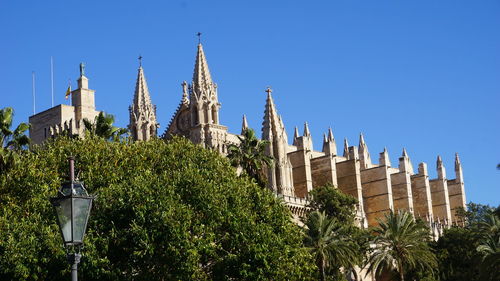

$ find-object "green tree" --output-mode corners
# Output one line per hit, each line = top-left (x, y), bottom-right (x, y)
(83, 112), (128, 141)
(306, 184), (367, 280)
(227, 128), (273, 187)
(475, 213), (500, 281)
(366, 211), (437, 281)
(434, 202), (500, 281)
(434, 227), (481, 281)
(304, 211), (360, 281)
(456, 202), (496, 226)
(0, 107), (30, 172)
(0, 136), (315, 280)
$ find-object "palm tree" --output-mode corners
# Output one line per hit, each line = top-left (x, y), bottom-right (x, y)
(476, 213), (500, 280)
(366, 210), (437, 281)
(0, 107), (30, 150)
(227, 128), (273, 187)
(304, 211), (361, 281)
(0, 107), (30, 172)
(476, 234), (500, 281)
(83, 112), (128, 141)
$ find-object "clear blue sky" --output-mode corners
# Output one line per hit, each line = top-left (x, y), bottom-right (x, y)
(1, 1), (498, 206)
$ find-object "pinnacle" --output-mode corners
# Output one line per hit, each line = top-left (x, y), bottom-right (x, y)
(323, 133), (327, 143)
(437, 155), (443, 165)
(241, 115), (248, 134)
(343, 138), (349, 158)
(303, 122), (310, 136)
(455, 153), (461, 165)
(294, 126), (299, 139)
(402, 148), (408, 158)
(359, 133), (366, 147)
(132, 66), (154, 117)
(193, 43), (213, 91)
(328, 127), (335, 142)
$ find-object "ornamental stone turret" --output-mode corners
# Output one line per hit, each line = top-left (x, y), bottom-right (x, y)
(129, 59), (159, 141)
(322, 127), (337, 155)
(262, 87), (294, 196)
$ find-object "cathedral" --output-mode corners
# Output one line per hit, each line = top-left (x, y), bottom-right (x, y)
(29, 42), (467, 236)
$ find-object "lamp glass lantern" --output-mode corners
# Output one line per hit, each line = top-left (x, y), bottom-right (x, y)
(51, 181), (94, 246)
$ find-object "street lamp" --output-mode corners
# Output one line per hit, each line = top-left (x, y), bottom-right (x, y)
(50, 157), (95, 281)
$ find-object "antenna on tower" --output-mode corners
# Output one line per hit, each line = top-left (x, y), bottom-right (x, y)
(32, 71), (36, 115)
(50, 56), (54, 107)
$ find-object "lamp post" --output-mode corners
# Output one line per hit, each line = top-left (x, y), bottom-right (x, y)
(50, 157), (95, 281)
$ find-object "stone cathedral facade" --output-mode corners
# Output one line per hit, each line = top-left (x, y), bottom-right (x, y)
(130, 42), (467, 234)
(29, 42), (467, 238)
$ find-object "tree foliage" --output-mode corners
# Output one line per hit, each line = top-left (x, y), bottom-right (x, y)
(227, 128), (272, 187)
(0, 107), (30, 172)
(435, 202), (500, 281)
(305, 184), (367, 280)
(366, 211), (437, 281)
(83, 112), (128, 141)
(304, 211), (361, 281)
(0, 136), (315, 280)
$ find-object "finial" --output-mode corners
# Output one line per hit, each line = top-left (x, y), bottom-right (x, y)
(437, 155), (443, 166)
(138, 55), (143, 67)
(265, 86), (272, 95)
(79, 62), (85, 77)
(402, 148), (408, 157)
(328, 127), (334, 141)
(294, 126), (299, 139)
(241, 114), (248, 134)
(323, 133), (328, 143)
(455, 153), (461, 165)
(197, 32), (202, 44)
(383, 147), (388, 153)
(343, 138), (349, 158)
(303, 122), (310, 136)
(359, 133), (365, 146)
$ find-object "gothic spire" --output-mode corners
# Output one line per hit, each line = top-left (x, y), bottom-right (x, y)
(129, 64), (159, 141)
(192, 43), (214, 95)
(262, 87), (282, 141)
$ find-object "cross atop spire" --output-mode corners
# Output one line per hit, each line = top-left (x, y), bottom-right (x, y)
(138, 55), (143, 67)
(265, 86), (272, 95)
(197, 32), (202, 44)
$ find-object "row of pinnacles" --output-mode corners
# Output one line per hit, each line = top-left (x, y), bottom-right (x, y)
(29, 41), (467, 233)
(129, 42), (467, 231)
